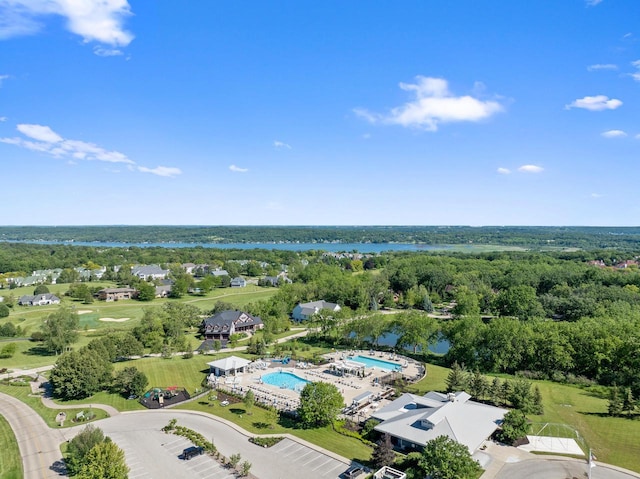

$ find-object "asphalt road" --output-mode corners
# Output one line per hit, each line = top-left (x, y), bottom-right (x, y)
(0, 392), (66, 479)
(496, 459), (639, 479)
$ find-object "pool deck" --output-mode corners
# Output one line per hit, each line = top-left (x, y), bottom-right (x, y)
(211, 351), (423, 420)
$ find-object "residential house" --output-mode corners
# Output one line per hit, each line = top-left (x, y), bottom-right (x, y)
(372, 391), (506, 453)
(97, 287), (138, 302)
(131, 265), (169, 281)
(182, 263), (197, 274)
(155, 285), (172, 298)
(18, 293), (61, 306)
(262, 272), (292, 286)
(200, 310), (264, 343)
(230, 277), (247, 288)
(210, 268), (229, 277)
(292, 300), (341, 322)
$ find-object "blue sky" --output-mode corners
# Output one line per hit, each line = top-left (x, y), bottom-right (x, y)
(0, 0), (639, 226)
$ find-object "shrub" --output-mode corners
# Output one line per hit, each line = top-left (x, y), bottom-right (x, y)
(249, 436), (284, 447)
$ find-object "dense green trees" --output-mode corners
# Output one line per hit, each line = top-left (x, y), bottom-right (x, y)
(76, 439), (129, 479)
(41, 306), (80, 354)
(66, 425), (106, 476)
(298, 382), (344, 427)
(112, 367), (148, 398)
(33, 284), (50, 295)
(498, 410), (529, 445)
(50, 349), (113, 400)
(416, 435), (482, 479)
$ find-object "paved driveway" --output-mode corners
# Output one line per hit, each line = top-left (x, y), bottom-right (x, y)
(495, 459), (639, 479)
(66, 410), (351, 479)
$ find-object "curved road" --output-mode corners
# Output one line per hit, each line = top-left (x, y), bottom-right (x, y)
(495, 458), (640, 479)
(0, 392), (66, 479)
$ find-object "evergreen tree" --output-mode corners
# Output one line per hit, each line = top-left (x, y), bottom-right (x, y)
(531, 385), (544, 415)
(372, 434), (396, 470)
(500, 380), (512, 407)
(623, 387), (635, 416)
(608, 386), (623, 417)
(490, 377), (502, 406)
(469, 369), (488, 401)
(445, 361), (468, 393)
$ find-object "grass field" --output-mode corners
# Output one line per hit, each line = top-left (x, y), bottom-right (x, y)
(0, 412), (22, 479)
(175, 397), (372, 464)
(529, 381), (640, 473)
(0, 383), (108, 428)
(0, 284), (279, 370)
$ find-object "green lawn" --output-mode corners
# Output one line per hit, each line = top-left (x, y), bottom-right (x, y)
(529, 381), (640, 473)
(0, 383), (108, 428)
(0, 412), (22, 479)
(175, 398), (372, 464)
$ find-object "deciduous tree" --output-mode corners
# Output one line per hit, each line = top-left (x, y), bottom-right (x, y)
(76, 439), (129, 479)
(418, 435), (482, 479)
(41, 306), (80, 354)
(298, 382), (344, 428)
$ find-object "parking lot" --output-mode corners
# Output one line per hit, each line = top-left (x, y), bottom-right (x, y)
(268, 438), (353, 478)
(79, 410), (353, 479)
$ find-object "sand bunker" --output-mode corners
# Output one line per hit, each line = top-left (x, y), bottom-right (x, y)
(98, 317), (131, 322)
(77, 310), (93, 315)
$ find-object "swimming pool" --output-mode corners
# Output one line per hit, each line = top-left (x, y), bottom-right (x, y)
(261, 371), (310, 392)
(349, 355), (402, 372)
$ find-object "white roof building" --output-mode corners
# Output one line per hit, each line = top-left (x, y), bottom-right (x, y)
(372, 391), (506, 453)
(206, 355), (252, 376)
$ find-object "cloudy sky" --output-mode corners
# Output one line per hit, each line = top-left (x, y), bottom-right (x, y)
(0, 1), (638, 225)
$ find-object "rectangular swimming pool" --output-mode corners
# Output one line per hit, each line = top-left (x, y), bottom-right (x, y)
(349, 355), (402, 372)
(261, 371), (310, 392)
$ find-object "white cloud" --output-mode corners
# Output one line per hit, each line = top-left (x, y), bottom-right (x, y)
(0, 74), (9, 86)
(137, 166), (181, 177)
(0, 0), (134, 46)
(354, 76), (504, 131)
(586, 0), (603, 5)
(1, 122), (181, 176)
(362, 133), (371, 139)
(636, 134), (640, 140)
(0, 116), (7, 122)
(17, 123), (63, 143)
(518, 164), (544, 173)
(273, 140), (291, 149)
(587, 64), (618, 71)
(601, 129), (627, 138)
(93, 46), (123, 57)
(590, 193), (604, 198)
(565, 95), (622, 111)
(497, 167), (511, 175)
(229, 164), (248, 173)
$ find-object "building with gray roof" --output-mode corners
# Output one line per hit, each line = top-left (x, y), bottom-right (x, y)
(372, 391), (506, 453)
(292, 300), (341, 321)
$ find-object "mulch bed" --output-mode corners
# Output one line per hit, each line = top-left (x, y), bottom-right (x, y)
(140, 388), (191, 409)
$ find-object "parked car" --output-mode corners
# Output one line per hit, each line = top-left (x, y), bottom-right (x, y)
(182, 446), (204, 460)
(341, 465), (365, 478)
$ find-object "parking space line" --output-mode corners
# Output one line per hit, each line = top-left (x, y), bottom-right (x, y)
(293, 448), (316, 463)
(313, 457), (338, 471)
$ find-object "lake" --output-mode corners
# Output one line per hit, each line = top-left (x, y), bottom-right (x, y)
(1, 240), (452, 253)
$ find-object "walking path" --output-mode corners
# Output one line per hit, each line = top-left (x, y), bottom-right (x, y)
(0, 392), (66, 479)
